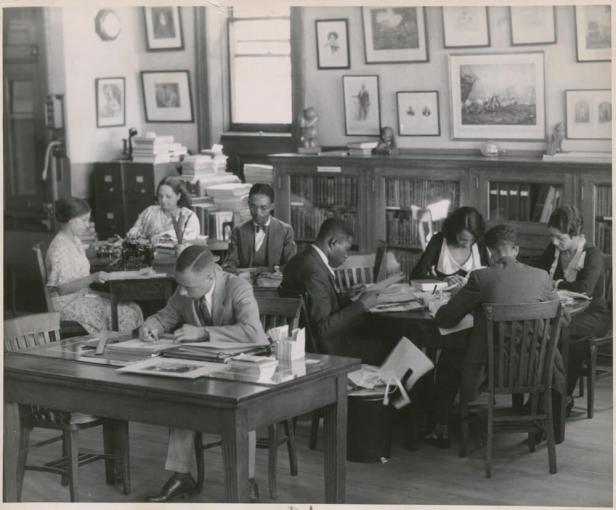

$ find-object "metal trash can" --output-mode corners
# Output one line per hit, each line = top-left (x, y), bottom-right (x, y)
(347, 387), (396, 462)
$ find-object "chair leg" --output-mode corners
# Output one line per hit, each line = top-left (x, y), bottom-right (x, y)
(102, 420), (116, 486)
(588, 344), (597, 419)
(458, 399), (468, 458)
(115, 421), (131, 495)
(309, 411), (320, 450)
(268, 424), (279, 500)
(61, 435), (69, 486)
(64, 429), (80, 502)
(283, 419), (298, 476)
(16, 424), (31, 502)
(193, 432), (205, 493)
(485, 399), (493, 479)
(578, 374), (585, 397)
(545, 392), (557, 474)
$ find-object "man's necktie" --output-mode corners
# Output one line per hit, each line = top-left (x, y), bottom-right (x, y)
(197, 296), (211, 326)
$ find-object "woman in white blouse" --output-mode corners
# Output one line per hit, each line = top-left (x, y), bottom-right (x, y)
(127, 176), (200, 245)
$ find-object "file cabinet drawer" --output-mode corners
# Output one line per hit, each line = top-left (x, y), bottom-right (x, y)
(123, 164), (156, 199)
(94, 164), (123, 198)
(95, 202), (126, 239)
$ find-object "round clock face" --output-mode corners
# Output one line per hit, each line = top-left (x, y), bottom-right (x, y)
(96, 9), (121, 41)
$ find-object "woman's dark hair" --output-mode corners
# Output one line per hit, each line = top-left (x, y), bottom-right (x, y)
(441, 206), (485, 244)
(157, 176), (192, 209)
(548, 205), (584, 237)
(54, 198), (90, 224)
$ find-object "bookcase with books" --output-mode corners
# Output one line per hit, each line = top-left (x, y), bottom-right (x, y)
(581, 172), (612, 255)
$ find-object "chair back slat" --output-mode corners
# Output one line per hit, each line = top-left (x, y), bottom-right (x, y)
(333, 253), (376, 291)
(603, 254), (612, 306)
(33, 242), (56, 313)
(4, 312), (61, 352)
(256, 296), (302, 338)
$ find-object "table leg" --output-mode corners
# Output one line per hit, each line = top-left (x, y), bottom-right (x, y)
(557, 325), (570, 444)
(110, 287), (119, 332)
(3, 402), (20, 501)
(220, 411), (249, 502)
(323, 373), (347, 503)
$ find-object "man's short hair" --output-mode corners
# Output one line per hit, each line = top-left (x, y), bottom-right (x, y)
(315, 217), (353, 243)
(249, 183), (275, 203)
(484, 224), (518, 249)
(176, 245), (216, 273)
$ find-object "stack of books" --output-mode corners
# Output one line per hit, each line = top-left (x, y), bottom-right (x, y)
(180, 173), (241, 197)
(132, 134), (180, 164)
(208, 211), (234, 241)
(207, 183), (252, 220)
(228, 354), (279, 382)
(347, 140), (378, 156)
(181, 154), (227, 176)
(243, 163), (274, 185)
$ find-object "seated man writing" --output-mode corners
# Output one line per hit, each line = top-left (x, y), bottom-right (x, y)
(425, 225), (562, 448)
(140, 245), (267, 501)
(223, 183), (296, 274)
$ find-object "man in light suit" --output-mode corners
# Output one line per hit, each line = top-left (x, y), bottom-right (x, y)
(224, 183), (296, 273)
(140, 246), (267, 501)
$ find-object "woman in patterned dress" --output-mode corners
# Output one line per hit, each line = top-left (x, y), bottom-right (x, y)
(46, 198), (143, 333)
(127, 176), (200, 245)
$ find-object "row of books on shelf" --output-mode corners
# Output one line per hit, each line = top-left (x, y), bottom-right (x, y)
(290, 208), (359, 241)
(595, 184), (612, 218)
(290, 175), (358, 208)
(192, 205), (234, 241)
(489, 183), (560, 223)
(595, 220), (612, 254)
(386, 211), (421, 248)
(386, 178), (459, 210)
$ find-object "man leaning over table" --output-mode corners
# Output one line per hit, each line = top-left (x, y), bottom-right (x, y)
(139, 245), (267, 502)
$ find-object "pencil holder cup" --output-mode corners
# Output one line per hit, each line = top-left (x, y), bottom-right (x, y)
(274, 338), (305, 361)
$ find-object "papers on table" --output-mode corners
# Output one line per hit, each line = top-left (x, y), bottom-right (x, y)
(106, 337), (175, 355)
(558, 290), (592, 303)
(369, 301), (424, 313)
(105, 269), (169, 281)
(349, 272), (406, 302)
(117, 357), (222, 378)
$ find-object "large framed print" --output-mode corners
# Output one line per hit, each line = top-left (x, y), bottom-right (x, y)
(343, 75), (381, 136)
(95, 77), (125, 128)
(396, 91), (440, 136)
(449, 52), (545, 140)
(565, 89), (611, 140)
(143, 6), (184, 51)
(510, 6), (557, 46)
(362, 6), (428, 63)
(141, 70), (194, 123)
(575, 5), (611, 62)
(442, 7), (490, 48)
(315, 19), (350, 69)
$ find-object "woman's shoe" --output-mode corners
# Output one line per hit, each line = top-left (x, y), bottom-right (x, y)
(423, 432), (451, 449)
(565, 396), (575, 418)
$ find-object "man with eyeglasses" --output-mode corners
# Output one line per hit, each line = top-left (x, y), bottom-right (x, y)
(223, 183), (296, 274)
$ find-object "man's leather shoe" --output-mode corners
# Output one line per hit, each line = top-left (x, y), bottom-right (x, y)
(147, 473), (197, 502)
(248, 478), (260, 503)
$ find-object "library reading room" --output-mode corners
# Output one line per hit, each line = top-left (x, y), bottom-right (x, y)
(3, 2), (613, 507)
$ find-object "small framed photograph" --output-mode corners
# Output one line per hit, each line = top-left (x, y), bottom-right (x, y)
(95, 77), (125, 128)
(575, 5), (611, 62)
(449, 52), (546, 140)
(141, 70), (193, 123)
(362, 6), (428, 63)
(343, 75), (381, 136)
(510, 6), (556, 46)
(442, 7), (490, 48)
(143, 6), (184, 51)
(396, 91), (440, 137)
(565, 89), (611, 140)
(315, 19), (350, 69)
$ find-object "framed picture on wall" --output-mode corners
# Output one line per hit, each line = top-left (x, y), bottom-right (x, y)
(315, 19), (350, 69)
(396, 91), (440, 136)
(361, 6), (428, 63)
(575, 5), (611, 62)
(95, 77), (125, 128)
(510, 6), (556, 46)
(565, 89), (611, 139)
(448, 52), (545, 140)
(141, 70), (193, 123)
(143, 6), (184, 51)
(442, 7), (490, 48)
(342, 75), (381, 136)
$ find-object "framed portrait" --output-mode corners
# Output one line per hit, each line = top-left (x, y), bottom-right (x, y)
(442, 7), (490, 48)
(510, 6), (556, 46)
(448, 52), (546, 140)
(315, 19), (350, 69)
(141, 70), (193, 123)
(575, 5), (611, 62)
(342, 75), (381, 136)
(143, 6), (184, 51)
(565, 89), (611, 140)
(396, 91), (440, 137)
(95, 77), (125, 128)
(361, 6), (428, 63)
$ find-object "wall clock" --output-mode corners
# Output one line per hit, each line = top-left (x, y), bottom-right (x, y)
(95, 9), (121, 41)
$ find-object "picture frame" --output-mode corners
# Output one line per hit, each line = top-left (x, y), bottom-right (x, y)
(396, 91), (440, 137)
(342, 75), (381, 136)
(141, 70), (193, 123)
(95, 77), (125, 128)
(442, 7), (490, 48)
(510, 6), (557, 46)
(315, 19), (350, 69)
(143, 6), (184, 51)
(448, 52), (546, 140)
(361, 6), (428, 64)
(575, 5), (611, 62)
(565, 89), (611, 140)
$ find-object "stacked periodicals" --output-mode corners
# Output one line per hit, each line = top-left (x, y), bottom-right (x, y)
(347, 140), (378, 156)
(180, 173), (241, 197)
(243, 164), (273, 185)
(181, 154), (227, 176)
(207, 183), (252, 213)
(132, 133), (187, 163)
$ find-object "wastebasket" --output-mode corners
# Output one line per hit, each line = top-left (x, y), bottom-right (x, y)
(347, 387), (396, 462)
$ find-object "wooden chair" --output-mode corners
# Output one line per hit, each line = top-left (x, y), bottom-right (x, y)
(458, 301), (564, 478)
(193, 295), (302, 500)
(416, 208), (434, 250)
(334, 254), (375, 291)
(4, 312), (130, 501)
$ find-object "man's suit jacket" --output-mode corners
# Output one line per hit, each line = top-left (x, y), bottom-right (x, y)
(224, 216), (296, 270)
(144, 266), (268, 344)
(435, 257), (562, 398)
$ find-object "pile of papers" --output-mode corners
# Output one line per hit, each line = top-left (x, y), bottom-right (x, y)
(243, 164), (273, 185)
(132, 133), (187, 163)
(180, 173), (241, 197)
(181, 154), (227, 176)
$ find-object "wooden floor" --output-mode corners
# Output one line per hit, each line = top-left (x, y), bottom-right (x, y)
(18, 373), (613, 506)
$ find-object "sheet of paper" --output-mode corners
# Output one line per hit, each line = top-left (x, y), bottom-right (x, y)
(438, 314), (474, 336)
(105, 270), (169, 281)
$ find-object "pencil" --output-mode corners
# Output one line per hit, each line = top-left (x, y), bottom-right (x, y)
(432, 284), (438, 295)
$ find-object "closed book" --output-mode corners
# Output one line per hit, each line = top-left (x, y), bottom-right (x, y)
(347, 141), (378, 149)
(411, 279), (448, 292)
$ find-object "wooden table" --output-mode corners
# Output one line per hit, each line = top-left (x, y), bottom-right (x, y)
(4, 343), (359, 503)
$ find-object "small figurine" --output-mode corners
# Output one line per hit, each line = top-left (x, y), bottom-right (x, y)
(546, 121), (565, 156)
(372, 126), (396, 155)
(298, 107), (320, 154)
